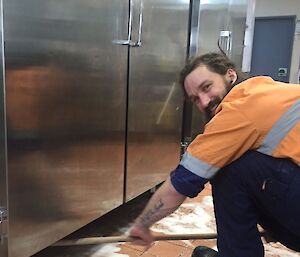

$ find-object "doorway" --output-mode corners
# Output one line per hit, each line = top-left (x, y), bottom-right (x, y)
(250, 16), (296, 82)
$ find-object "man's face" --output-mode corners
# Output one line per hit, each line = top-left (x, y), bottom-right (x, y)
(184, 65), (236, 120)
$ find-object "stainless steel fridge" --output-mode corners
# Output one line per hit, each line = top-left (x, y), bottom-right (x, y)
(0, 0), (189, 256)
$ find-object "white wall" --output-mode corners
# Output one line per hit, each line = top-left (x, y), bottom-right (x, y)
(255, 0), (300, 83)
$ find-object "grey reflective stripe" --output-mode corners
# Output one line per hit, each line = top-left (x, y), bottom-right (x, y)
(180, 152), (219, 179)
(258, 99), (300, 155)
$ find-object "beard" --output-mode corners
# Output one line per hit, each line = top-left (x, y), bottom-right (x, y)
(204, 79), (232, 122)
(204, 96), (222, 122)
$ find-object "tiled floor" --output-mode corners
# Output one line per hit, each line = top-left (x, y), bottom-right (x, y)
(34, 184), (300, 257)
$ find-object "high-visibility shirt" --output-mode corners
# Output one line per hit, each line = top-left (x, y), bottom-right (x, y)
(171, 76), (300, 197)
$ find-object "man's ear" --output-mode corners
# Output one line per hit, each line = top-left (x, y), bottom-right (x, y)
(226, 69), (238, 85)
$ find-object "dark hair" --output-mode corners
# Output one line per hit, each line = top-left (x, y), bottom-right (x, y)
(179, 52), (248, 90)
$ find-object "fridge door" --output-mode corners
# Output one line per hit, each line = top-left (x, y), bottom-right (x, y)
(197, 0), (247, 67)
(126, 0), (189, 201)
(4, 1), (128, 256)
(190, 0), (230, 138)
(227, 0), (248, 69)
(197, 0), (230, 54)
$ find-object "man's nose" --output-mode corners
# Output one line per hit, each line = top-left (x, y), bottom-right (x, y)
(197, 94), (210, 111)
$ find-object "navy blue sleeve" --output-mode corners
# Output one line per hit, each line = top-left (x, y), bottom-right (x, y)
(170, 164), (208, 198)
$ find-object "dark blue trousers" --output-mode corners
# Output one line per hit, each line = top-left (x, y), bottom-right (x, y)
(211, 150), (300, 257)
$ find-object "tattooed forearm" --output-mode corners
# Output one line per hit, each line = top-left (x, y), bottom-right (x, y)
(136, 198), (181, 228)
(132, 177), (186, 230)
(139, 199), (163, 227)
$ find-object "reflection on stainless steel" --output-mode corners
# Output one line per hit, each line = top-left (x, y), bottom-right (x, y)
(126, 0), (189, 201)
(134, 0), (144, 47)
(219, 30), (232, 57)
(189, 0), (201, 56)
(228, 0), (248, 68)
(242, 0), (256, 73)
(197, 0), (229, 54)
(0, 1), (8, 256)
(156, 82), (177, 125)
(113, 0), (134, 46)
(4, 1), (128, 256)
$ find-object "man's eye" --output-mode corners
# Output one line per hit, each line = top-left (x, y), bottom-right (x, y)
(203, 84), (211, 92)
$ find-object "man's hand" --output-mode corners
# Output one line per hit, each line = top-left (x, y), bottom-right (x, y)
(129, 225), (154, 247)
(127, 177), (186, 247)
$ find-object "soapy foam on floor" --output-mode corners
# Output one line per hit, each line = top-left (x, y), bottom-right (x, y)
(152, 196), (216, 235)
(150, 195), (216, 249)
(88, 244), (129, 257)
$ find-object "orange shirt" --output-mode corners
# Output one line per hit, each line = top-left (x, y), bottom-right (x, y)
(180, 76), (300, 179)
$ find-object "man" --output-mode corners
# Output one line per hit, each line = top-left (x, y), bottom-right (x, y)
(129, 52), (300, 257)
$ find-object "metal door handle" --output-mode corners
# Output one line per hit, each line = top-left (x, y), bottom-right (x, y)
(113, 0), (134, 45)
(218, 30), (232, 57)
(131, 0), (144, 47)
